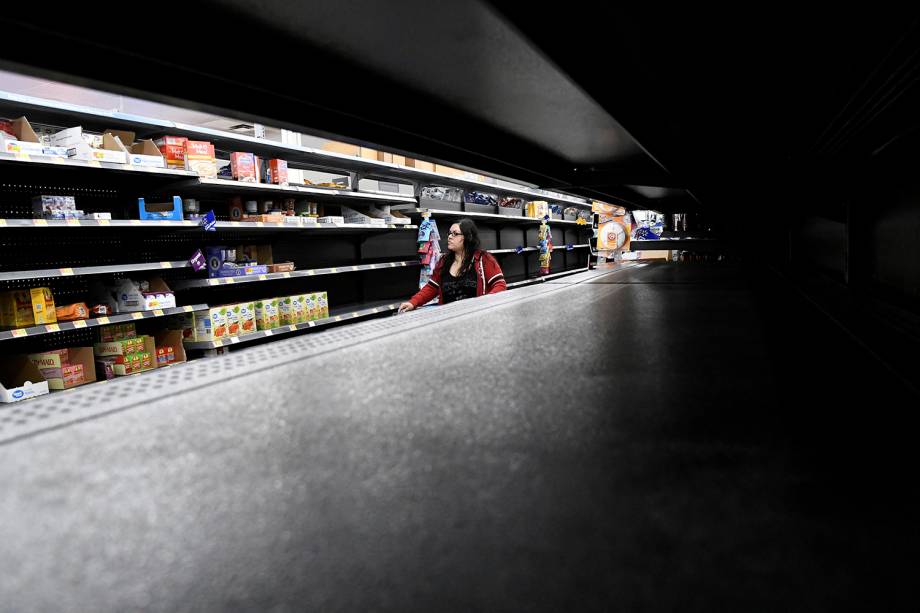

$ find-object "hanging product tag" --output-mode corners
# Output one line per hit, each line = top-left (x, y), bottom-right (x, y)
(200, 210), (217, 232)
(566, 243), (574, 251)
(515, 245), (524, 254)
(188, 249), (207, 272)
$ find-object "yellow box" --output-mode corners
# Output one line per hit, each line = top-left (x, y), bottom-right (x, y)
(291, 295), (306, 324)
(0, 290), (35, 328)
(316, 291), (329, 319)
(225, 304), (242, 336)
(30, 288), (56, 324)
(304, 294), (317, 321)
(238, 302), (257, 334)
(254, 298), (279, 331)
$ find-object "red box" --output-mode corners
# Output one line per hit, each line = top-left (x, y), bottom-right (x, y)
(231, 152), (257, 182)
(186, 141), (215, 158)
(154, 136), (187, 169)
(268, 159), (288, 185)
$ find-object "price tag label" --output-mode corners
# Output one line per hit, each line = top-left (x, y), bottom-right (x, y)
(15, 152), (31, 161)
(161, 261), (173, 269)
(87, 160), (102, 168)
(330, 267), (337, 273)
(401, 261), (407, 266)
(132, 312), (144, 320)
(307, 270), (315, 276)
(96, 316), (110, 325)
(258, 275), (267, 281)
(213, 339), (223, 347)
(335, 316), (342, 322)
(184, 306), (194, 312)
(73, 320), (87, 329)
(11, 329), (28, 338)
(352, 266), (359, 271)
(282, 272), (291, 278)
(59, 267), (74, 276)
(265, 329), (274, 336)
(256, 222), (265, 227)
(66, 219), (81, 227)
(0, 219), (6, 226)
(224, 278), (236, 285)
(98, 219), (110, 226)
(45, 324), (60, 333)
(153, 309), (164, 317)
(288, 325), (297, 331)
(130, 220), (142, 225)
(33, 219), (48, 226)
(230, 337), (240, 344)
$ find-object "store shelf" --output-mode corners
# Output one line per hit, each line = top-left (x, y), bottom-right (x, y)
(0, 150), (199, 178)
(0, 90), (593, 208)
(0, 218), (416, 232)
(489, 244), (589, 255)
(0, 261), (191, 282)
(172, 260), (419, 289)
(398, 208), (592, 226)
(630, 239), (724, 250)
(0, 304), (207, 342)
(506, 268), (591, 288)
(175, 177), (418, 204)
(183, 300), (400, 350)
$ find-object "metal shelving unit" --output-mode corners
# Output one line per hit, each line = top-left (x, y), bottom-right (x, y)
(397, 208), (591, 226)
(0, 150), (199, 178)
(183, 300), (401, 350)
(506, 268), (592, 289)
(0, 218), (416, 232)
(172, 260), (419, 289)
(489, 244), (589, 255)
(176, 177), (418, 204)
(0, 261), (191, 282)
(0, 304), (207, 342)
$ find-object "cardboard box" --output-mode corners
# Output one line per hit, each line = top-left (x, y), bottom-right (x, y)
(185, 140), (217, 178)
(237, 302), (257, 334)
(99, 323), (137, 342)
(193, 307), (228, 341)
(30, 288), (56, 325)
(268, 159), (288, 185)
(359, 147), (378, 160)
(154, 135), (188, 169)
(434, 164), (465, 177)
(94, 335), (154, 358)
(231, 152), (257, 182)
(254, 299), (279, 331)
(290, 295), (305, 324)
(404, 158), (436, 172)
(138, 196), (183, 221)
(0, 117), (65, 157)
(52, 127), (128, 164)
(109, 277), (176, 312)
(279, 296), (296, 326)
(0, 357), (49, 403)
(155, 330), (187, 365)
(28, 347), (96, 391)
(104, 131), (165, 168)
(316, 291), (329, 319)
(322, 141), (360, 156)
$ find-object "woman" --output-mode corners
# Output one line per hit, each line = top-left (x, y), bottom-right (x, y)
(398, 218), (506, 312)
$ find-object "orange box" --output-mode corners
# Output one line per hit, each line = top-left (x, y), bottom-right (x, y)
(154, 136), (188, 169)
(268, 159), (288, 185)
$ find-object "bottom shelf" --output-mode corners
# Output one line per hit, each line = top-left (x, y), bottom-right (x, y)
(182, 299), (401, 350)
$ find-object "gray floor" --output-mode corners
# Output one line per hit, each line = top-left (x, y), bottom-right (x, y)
(1, 263), (917, 612)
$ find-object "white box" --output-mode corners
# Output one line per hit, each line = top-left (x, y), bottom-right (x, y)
(53, 127), (128, 164)
(0, 358), (50, 403)
(127, 153), (166, 168)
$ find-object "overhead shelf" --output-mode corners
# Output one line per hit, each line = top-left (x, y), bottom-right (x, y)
(489, 244), (589, 254)
(183, 300), (400, 350)
(397, 208), (592, 226)
(172, 260), (419, 289)
(0, 260), (191, 282)
(0, 90), (594, 208)
(630, 239), (724, 250)
(176, 177), (418, 204)
(0, 304), (207, 342)
(0, 218), (416, 232)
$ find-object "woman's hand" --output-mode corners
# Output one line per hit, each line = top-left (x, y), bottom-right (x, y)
(397, 302), (415, 314)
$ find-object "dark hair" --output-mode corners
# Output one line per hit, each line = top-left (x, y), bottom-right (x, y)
(440, 218), (481, 274)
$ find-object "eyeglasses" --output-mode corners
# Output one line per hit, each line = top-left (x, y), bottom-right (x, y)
(447, 231), (463, 237)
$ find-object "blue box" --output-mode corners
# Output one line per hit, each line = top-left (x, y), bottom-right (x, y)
(138, 196), (183, 221)
(214, 264), (269, 278)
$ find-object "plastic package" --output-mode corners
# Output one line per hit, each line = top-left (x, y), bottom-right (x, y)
(420, 186), (463, 202)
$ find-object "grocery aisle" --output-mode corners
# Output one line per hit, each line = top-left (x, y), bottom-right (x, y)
(1, 262), (917, 612)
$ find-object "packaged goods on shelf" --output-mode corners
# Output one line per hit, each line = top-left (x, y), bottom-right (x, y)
(284, 216), (303, 226)
(254, 298), (279, 331)
(0, 288), (56, 328)
(266, 262), (295, 273)
(156, 346), (176, 366)
(87, 212), (112, 220)
(99, 323), (137, 342)
(230, 152), (258, 182)
(279, 296), (296, 325)
(32, 195), (76, 218)
(94, 335), (157, 376)
(464, 191), (498, 206)
(290, 295), (305, 324)
(225, 304), (241, 336)
(0, 116), (67, 157)
(138, 196), (183, 221)
(318, 216), (345, 224)
(96, 358), (115, 381)
(92, 277), (175, 313)
(51, 127), (128, 164)
(419, 186), (463, 210)
(366, 204), (410, 225)
(563, 206), (579, 221)
(237, 302), (256, 334)
(316, 291), (329, 318)
(191, 307), (228, 341)
(104, 130), (165, 168)
(205, 246), (270, 278)
(184, 141), (217, 178)
(267, 159), (288, 185)
(526, 200), (549, 218)
(55, 302), (89, 321)
(28, 347), (96, 391)
(0, 356), (50, 403)
(154, 135), (188, 169)
(341, 205), (385, 226)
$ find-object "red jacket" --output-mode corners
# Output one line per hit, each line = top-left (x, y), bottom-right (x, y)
(409, 250), (507, 307)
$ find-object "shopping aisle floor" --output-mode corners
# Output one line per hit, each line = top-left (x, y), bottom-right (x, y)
(1, 263), (917, 612)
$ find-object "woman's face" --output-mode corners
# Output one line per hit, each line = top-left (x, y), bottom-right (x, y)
(447, 223), (464, 253)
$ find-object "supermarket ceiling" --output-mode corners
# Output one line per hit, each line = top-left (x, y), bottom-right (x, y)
(1, 3), (919, 214)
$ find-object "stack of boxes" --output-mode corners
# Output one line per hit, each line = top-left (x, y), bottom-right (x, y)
(0, 287), (56, 329)
(27, 348), (93, 390)
(183, 292), (328, 342)
(94, 324), (157, 378)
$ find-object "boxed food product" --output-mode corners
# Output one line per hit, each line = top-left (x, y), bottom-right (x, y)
(304, 294), (317, 321)
(0, 117), (66, 158)
(30, 287), (56, 325)
(94, 335), (153, 357)
(0, 290), (36, 329)
(0, 356), (49, 403)
(316, 291), (329, 319)
(266, 262), (295, 274)
(154, 330), (186, 365)
(185, 140), (217, 178)
(238, 302), (257, 334)
(95, 357), (116, 380)
(279, 296), (296, 326)
(32, 195), (77, 217)
(98, 323), (137, 342)
(193, 307), (228, 341)
(27, 347), (96, 391)
(55, 303), (89, 321)
(254, 298), (279, 331)
(138, 196), (183, 221)
(106, 277), (176, 312)
(154, 135), (188, 169)
(290, 295), (305, 324)
(268, 159), (288, 185)
(231, 152), (257, 182)
(225, 303), (242, 336)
